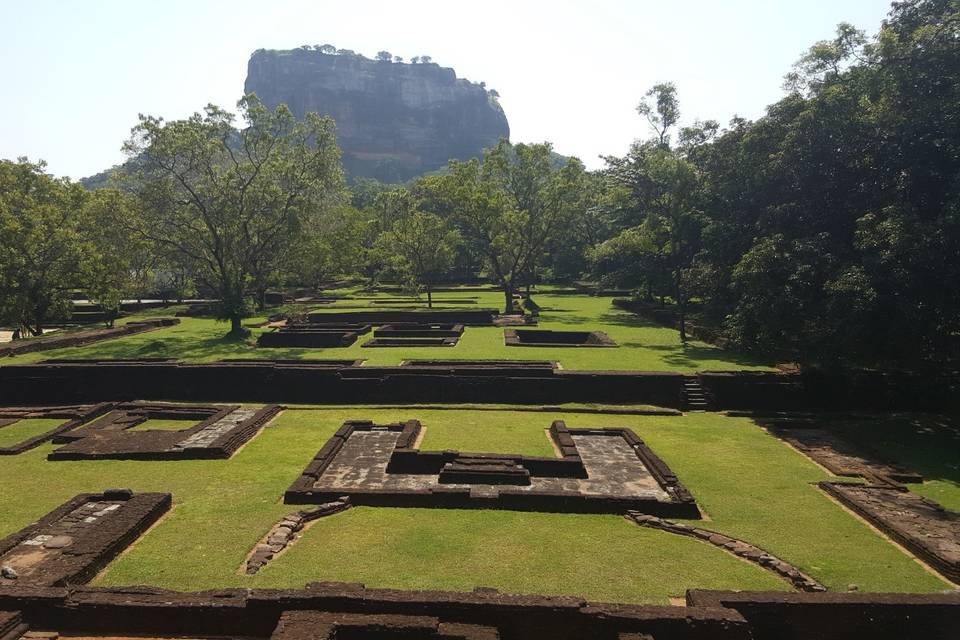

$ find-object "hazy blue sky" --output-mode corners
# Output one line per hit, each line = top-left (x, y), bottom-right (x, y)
(2, 0), (893, 179)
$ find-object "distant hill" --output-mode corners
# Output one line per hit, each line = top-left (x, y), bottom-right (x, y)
(245, 48), (510, 183)
(81, 48), (512, 188)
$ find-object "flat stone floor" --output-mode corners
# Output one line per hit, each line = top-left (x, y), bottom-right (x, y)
(0, 500), (123, 583)
(828, 483), (959, 576)
(771, 428), (918, 481)
(313, 430), (669, 500)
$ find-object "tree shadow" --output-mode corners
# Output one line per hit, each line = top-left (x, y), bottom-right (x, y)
(835, 415), (960, 487)
(598, 311), (669, 329)
(617, 342), (768, 369)
(30, 330), (335, 362)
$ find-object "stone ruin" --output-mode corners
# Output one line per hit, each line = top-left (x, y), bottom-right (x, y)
(0, 489), (169, 587)
(285, 419), (697, 516)
(257, 323), (372, 348)
(503, 329), (617, 347)
(46, 402), (281, 460)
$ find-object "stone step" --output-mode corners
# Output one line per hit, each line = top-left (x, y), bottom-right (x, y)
(438, 460), (531, 486)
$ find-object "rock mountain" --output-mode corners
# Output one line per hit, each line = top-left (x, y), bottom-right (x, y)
(245, 49), (510, 183)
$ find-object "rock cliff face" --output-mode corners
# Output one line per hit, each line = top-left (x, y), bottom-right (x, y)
(245, 49), (510, 182)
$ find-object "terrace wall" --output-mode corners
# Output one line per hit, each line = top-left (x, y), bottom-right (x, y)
(0, 362), (685, 407)
(1, 361), (957, 411)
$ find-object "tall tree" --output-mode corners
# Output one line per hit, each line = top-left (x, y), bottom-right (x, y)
(82, 189), (156, 326)
(601, 85), (705, 341)
(0, 159), (91, 336)
(124, 94), (344, 336)
(378, 212), (460, 307)
(419, 141), (585, 313)
(637, 82), (680, 147)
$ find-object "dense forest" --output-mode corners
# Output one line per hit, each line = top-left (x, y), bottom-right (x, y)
(1, 0), (957, 371)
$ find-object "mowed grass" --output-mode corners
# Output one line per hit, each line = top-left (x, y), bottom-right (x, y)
(820, 414), (960, 512)
(2, 289), (771, 372)
(0, 408), (949, 603)
(0, 418), (64, 448)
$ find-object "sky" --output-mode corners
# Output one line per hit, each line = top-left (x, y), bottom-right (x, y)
(1, 0), (894, 179)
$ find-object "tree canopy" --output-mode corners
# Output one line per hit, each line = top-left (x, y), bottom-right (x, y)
(124, 94), (345, 334)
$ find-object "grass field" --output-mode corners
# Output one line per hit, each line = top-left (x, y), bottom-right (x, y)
(825, 414), (960, 512)
(1, 289), (771, 372)
(0, 408), (951, 603)
(0, 418), (63, 448)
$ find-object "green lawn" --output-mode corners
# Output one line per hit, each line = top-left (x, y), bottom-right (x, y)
(0, 408), (949, 603)
(0, 418), (64, 448)
(1, 289), (771, 372)
(816, 414), (960, 512)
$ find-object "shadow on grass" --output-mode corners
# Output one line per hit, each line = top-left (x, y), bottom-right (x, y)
(836, 415), (960, 487)
(616, 342), (767, 369)
(35, 330), (333, 362)
(598, 311), (671, 329)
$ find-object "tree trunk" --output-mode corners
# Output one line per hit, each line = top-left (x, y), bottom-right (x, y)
(503, 287), (515, 314)
(31, 314), (44, 337)
(675, 274), (687, 343)
(255, 287), (266, 311)
(426, 284), (433, 308)
(230, 315), (243, 335)
(525, 281), (532, 299)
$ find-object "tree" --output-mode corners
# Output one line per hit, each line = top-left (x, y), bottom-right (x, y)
(605, 144), (703, 340)
(317, 44), (337, 54)
(376, 50), (393, 62)
(589, 0), (960, 368)
(393, 55), (404, 64)
(289, 205), (366, 291)
(0, 159), (92, 336)
(783, 23), (868, 94)
(410, 56), (420, 64)
(350, 176), (394, 210)
(378, 212), (460, 307)
(419, 55), (432, 64)
(602, 84), (706, 341)
(637, 82), (680, 147)
(82, 189), (156, 326)
(419, 141), (585, 313)
(123, 94), (344, 336)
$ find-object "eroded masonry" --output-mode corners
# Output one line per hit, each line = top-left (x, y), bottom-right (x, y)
(285, 419), (697, 516)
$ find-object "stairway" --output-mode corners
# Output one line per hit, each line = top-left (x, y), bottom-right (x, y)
(682, 376), (710, 411)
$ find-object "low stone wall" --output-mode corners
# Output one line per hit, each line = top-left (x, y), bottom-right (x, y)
(2, 584), (958, 640)
(306, 309), (498, 325)
(820, 481), (959, 584)
(686, 590), (960, 640)
(0, 584), (749, 640)
(46, 403), (282, 461)
(625, 513), (824, 592)
(504, 329), (617, 347)
(0, 319), (179, 358)
(0, 490), (170, 587)
(0, 362), (685, 407)
(243, 500), (351, 575)
(0, 404), (114, 455)
(700, 369), (960, 412)
(5, 360), (956, 411)
(374, 323), (465, 338)
(257, 330), (362, 348)
(285, 419), (698, 516)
